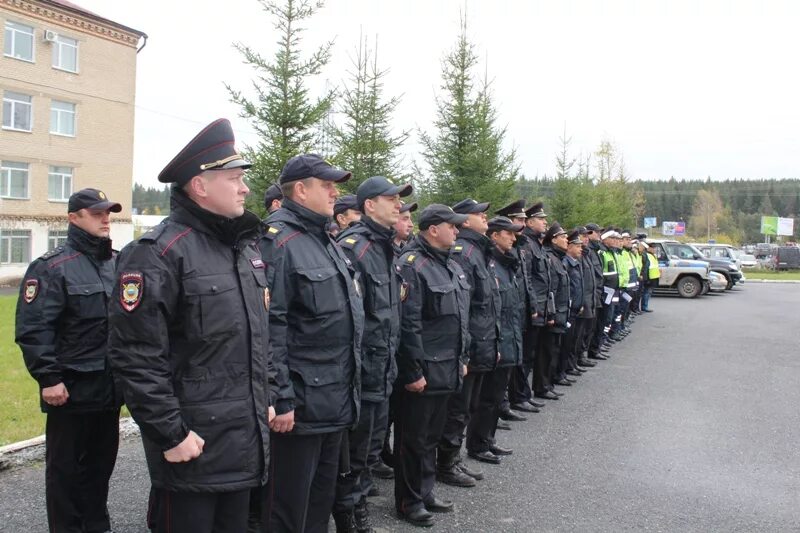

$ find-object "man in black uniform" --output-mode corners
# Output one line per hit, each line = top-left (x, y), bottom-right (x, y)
(259, 154), (364, 533)
(436, 198), (497, 486)
(334, 194), (362, 230)
(264, 183), (283, 214)
(581, 224), (607, 362)
(108, 119), (272, 533)
(16, 188), (123, 533)
(554, 229), (585, 386)
(392, 201), (417, 256)
(538, 223), (570, 399)
(394, 205), (470, 528)
(332, 176), (411, 532)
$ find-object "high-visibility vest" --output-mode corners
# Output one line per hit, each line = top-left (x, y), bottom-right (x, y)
(647, 252), (660, 279)
(616, 250), (630, 288)
(632, 251), (643, 274)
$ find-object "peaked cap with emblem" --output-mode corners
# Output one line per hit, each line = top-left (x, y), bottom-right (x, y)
(543, 222), (567, 242)
(525, 202), (547, 219)
(452, 198), (490, 214)
(158, 118), (251, 186)
(495, 199), (527, 218)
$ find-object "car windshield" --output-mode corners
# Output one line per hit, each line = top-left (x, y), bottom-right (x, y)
(665, 243), (699, 259)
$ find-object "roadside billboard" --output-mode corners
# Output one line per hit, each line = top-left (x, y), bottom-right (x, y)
(662, 221), (686, 236)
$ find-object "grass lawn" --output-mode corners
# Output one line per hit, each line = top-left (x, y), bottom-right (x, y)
(0, 293), (46, 446)
(742, 269), (800, 281)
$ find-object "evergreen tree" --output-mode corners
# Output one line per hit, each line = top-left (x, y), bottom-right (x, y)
(227, 0), (335, 214)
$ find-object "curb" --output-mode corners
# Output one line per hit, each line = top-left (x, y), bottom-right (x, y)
(744, 279), (800, 284)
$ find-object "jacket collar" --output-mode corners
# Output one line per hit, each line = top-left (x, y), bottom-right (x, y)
(408, 234), (450, 266)
(170, 186), (261, 245)
(67, 224), (112, 260)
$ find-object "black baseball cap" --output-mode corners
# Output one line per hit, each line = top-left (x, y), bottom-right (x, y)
(263, 183), (283, 209)
(452, 198), (490, 214)
(400, 201), (418, 214)
(279, 154), (351, 184)
(487, 216), (524, 234)
(418, 204), (468, 230)
(356, 176), (412, 209)
(334, 194), (359, 217)
(68, 188), (122, 213)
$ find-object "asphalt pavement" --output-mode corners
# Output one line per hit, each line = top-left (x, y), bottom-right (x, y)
(2, 284), (799, 532)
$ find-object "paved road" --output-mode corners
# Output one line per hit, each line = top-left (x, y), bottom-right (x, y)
(2, 284), (799, 532)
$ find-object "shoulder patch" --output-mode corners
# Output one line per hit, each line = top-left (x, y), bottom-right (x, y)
(40, 246), (64, 261)
(119, 271), (144, 312)
(23, 278), (39, 304)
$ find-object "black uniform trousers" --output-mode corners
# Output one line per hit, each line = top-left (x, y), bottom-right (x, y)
(45, 408), (119, 533)
(467, 366), (512, 453)
(533, 328), (560, 394)
(577, 315), (596, 359)
(590, 306), (611, 356)
(509, 326), (538, 404)
(366, 398), (390, 476)
(558, 316), (584, 378)
(263, 430), (344, 533)
(334, 399), (388, 513)
(394, 390), (449, 514)
(439, 371), (485, 455)
(149, 488), (251, 533)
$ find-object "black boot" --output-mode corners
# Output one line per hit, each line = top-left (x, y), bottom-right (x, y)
(436, 449), (476, 487)
(353, 497), (375, 533)
(333, 511), (356, 533)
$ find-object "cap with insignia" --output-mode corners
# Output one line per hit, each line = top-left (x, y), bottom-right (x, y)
(494, 199), (526, 218)
(356, 176), (412, 209)
(452, 198), (490, 214)
(279, 153), (351, 184)
(525, 202), (547, 219)
(68, 188), (122, 213)
(418, 204), (469, 230)
(585, 223), (601, 232)
(334, 195), (359, 217)
(400, 201), (418, 214)
(486, 216), (524, 234)
(158, 118), (251, 186)
(567, 229), (583, 245)
(263, 183), (283, 209)
(543, 222), (567, 242)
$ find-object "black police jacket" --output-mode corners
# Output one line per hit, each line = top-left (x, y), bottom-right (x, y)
(260, 199), (364, 434)
(489, 246), (524, 368)
(108, 190), (272, 493)
(578, 249), (598, 318)
(15, 224), (120, 413)
(337, 217), (400, 403)
(586, 241), (605, 309)
(395, 235), (469, 395)
(545, 245), (570, 333)
(450, 228), (500, 373)
(522, 228), (551, 326)
(563, 254), (584, 316)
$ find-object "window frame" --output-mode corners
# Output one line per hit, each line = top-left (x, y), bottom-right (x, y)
(0, 160), (30, 199)
(51, 34), (79, 73)
(47, 229), (69, 251)
(2, 90), (34, 132)
(0, 229), (32, 264)
(50, 100), (76, 137)
(48, 165), (73, 201)
(3, 20), (35, 63)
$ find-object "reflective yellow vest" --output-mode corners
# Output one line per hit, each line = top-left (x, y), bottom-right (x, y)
(647, 252), (660, 279)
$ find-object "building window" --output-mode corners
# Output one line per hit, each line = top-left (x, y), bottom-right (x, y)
(3, 21), (34, 62)
(2, 91), (33, 132)
(0, 161), (29, 198)
(48, 166), (73, 201)
(48, 229), (68, 251)
(52, 34), (78, 72)
(50, 100), (75, 136)
(0, 229), (31, 264)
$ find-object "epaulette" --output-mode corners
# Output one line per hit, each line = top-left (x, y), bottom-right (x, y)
(262, 222), (285, 240)
(140, 224), (169, 242)
(40, 246), (65, 260)
(452, 245), (464, 254)
(338, 235), (360, 249)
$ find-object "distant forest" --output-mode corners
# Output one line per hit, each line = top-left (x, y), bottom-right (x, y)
(131, 184), (170, 215)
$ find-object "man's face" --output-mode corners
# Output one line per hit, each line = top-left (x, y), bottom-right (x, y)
(394, 212), (414, 240)
(269, 199), (282, 213)
(527, 216), (547, 234)
(567, 242), (583, 258)
(428, 222), (458, 249)
(69, 208), (112, 238)
(366, 194), (401, 227)
(336, 209), (361, 228)
(465, 212), (488, 234)
(552, 233), (569, 251)
(587, 230), (600, 242)
(511, 215), (527, 234)
(581, 233), (590, 247)
(200, 168), (250, 218)
(299, 177), (339, 217)
(492, 229), (516, 252)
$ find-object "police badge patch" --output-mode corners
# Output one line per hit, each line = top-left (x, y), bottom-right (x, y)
(23, 279), (38, 304)
(120, 272), (143, 312)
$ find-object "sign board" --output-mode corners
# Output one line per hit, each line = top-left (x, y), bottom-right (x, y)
(644, 217), (657, 228)
(662, 221), (686, 236)
(761, 216), (778, 235)
(777, 217), (794, 236)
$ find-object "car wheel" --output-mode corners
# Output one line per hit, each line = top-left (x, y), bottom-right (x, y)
(677, 276), (701, 298)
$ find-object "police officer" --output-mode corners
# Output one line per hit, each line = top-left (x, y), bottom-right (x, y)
(108, 119), (272, 533)
(555, 229), (585, 385)
(640, 241), (660, 312)
(600, 229), (624, 344)
(259, 154), (364, 533)
(393, 201), (417, 256)
(394, 204), (470, 528)
(335, 194), (362, 230)
(436, 198), (497, 486)
(539, 223), (570, 398)
(16, 188), (123, 533)
(580, 224), (606, 363)
(333, 176), (412, 532)
(264, 183), (283, 214)
(466, 216), (524, 464)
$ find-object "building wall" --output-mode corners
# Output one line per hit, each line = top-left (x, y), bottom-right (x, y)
(0, 0), (141, 281)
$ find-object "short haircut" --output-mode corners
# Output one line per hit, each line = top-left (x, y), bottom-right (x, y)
(281, 177), (313, 200)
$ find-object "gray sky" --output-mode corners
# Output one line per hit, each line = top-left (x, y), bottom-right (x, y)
(78, 0), (800, 188)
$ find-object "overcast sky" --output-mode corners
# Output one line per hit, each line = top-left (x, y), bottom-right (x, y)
(77, 0), (800, 188)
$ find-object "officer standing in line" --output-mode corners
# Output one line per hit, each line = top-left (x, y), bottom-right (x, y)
(108, 119), (273, 533)
(259, 154), (364, 533)
(579, 224), (606, 363)
(332, 176), (412, 533)
(436, 198), (497, 487)
(540, 223), (570, 398)
(392, 201), (417, 256)
(16, 188), (123, 533)
(640, 241), (660, 312)
(466, 216), (524, 465)
(335, 194), (362, 230)
(617, 231), (636, 335)
(264, 183), (284, 214)
(589, 228), (617, 357)
(394, 205), (470, 528)
(600, 229), (624, 344)
(555, 229), (585, 385)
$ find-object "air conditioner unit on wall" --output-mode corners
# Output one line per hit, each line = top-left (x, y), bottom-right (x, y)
(44, 30), (58, 42)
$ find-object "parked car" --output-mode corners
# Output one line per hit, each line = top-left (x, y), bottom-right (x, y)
(663, 242), (744, 289)
(774, 246), (800, 270)
(738, 254), (758, 268)
(708, 271), (728, 292)
(692, 243), (738, 263)
(647, 239), (711, 298)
